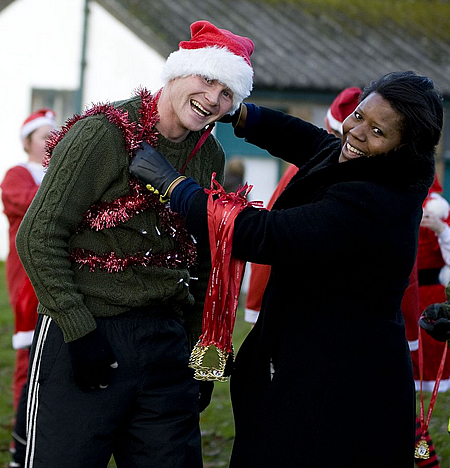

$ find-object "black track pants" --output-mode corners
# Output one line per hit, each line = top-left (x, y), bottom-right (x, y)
(25, 311), (202, 468)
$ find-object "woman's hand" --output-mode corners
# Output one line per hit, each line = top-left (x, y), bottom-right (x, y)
(129, 142), (185, 202)
(219, 103), (247, 130)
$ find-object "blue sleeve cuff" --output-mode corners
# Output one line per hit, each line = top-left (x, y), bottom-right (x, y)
(170, 177), (202, 216)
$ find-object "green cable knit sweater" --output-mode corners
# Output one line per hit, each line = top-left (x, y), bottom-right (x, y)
(16, 95), (225, 348)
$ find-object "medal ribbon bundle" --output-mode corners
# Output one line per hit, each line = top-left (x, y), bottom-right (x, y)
(189, 174), (263, 381)
(415, 327), (448, 460)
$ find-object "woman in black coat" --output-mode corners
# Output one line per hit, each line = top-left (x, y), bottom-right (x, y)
(130, 71), (444, 467)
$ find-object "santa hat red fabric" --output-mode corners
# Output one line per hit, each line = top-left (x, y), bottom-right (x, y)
(21, 108), (56, 142)
(326, 87), (362, 134)
(429, 173), (443, 194)
(162, 20), (254, 113)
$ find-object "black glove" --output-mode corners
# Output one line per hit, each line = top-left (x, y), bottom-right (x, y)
(198, 380), (214, 412)
(67, 328), (118, 391)
(219, 104), (243, 127)
(129, 142), (184, 202)
(419, 302), (450, 342)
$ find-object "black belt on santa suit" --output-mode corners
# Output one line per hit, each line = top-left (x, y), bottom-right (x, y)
(418, 268), (442, 286)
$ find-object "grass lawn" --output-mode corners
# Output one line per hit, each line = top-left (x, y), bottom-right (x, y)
(0, 260), (449, 467)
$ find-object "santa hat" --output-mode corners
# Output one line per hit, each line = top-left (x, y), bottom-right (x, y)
(162, 20), (254, 113)
(21, 108), (56, 142)
(326, 87), (362, 134)
(424, 174), (449, 219)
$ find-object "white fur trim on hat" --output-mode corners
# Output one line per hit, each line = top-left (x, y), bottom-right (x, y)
(426, 193), (450, 219)
(162, 46), (253, 114)
(21, 114), (56, 142)
(326, 107), (343, 134)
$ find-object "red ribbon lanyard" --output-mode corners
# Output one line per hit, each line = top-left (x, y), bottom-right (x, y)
(179, 124), (214, 174)
(418, 327), (448, 439)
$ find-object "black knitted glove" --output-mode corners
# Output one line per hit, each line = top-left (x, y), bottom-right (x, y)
(67, 328), (118, 391)
(419, 302), (450, 342)
(129, 142), (185, 202)
(198, 380), (214, 412)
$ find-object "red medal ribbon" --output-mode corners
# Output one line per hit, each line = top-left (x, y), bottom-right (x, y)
(200, 174), (263, 353)
(418, 327), (448, 439)
(188, 174), (263, 380)
(179, 124), (214, 174)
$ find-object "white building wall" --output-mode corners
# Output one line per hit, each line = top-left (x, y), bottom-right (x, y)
(84, 2), (165, 106)
(0, 0), (166, 259)
(0, 0), (84, 259)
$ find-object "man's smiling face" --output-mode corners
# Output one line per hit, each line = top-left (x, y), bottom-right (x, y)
(167, 75), (234, 133)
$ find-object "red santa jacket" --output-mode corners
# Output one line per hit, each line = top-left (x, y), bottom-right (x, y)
(245, 164), (299, 321)
(1, 165), (40, 349)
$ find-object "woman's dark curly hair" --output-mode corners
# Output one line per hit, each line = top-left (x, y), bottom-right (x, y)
(360, 71), (443, 156)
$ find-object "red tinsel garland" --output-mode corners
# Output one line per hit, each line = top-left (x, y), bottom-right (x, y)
(69, 247), (196, 273)
(44, 88), (197, 271)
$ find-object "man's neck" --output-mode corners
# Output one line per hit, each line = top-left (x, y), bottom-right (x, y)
(156, 87), (190, 143)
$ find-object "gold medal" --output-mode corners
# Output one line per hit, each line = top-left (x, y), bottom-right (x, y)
(414, 439), (430, 460)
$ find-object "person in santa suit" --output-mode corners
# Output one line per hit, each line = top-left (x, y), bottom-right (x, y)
(411, 176), (450, 393)
(1, 108), (56, 468)
(245, 86), (361, 325)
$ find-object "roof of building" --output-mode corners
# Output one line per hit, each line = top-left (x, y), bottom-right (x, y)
(1, 0), (443, 99)
(0, 0), (14, 12)
(97, 0), (450, 97)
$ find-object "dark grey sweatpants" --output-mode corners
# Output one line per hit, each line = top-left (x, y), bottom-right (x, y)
(25, 310), (202, 468)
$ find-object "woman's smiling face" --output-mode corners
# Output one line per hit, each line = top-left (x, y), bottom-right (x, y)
(339, 92), (403, 163)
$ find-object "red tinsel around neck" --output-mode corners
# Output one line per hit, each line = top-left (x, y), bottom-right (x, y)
(44, 88), (197, 271)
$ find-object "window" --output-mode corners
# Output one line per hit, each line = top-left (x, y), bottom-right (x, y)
(31, 88), (77, 126)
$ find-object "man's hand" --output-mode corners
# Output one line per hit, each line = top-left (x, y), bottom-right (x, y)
(129, 142), (185, 202)
(419, 302), (450, 342)
(67, 328), (118, 391)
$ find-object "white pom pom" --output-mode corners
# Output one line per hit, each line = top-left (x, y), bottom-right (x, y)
(425, 194), (450, 219)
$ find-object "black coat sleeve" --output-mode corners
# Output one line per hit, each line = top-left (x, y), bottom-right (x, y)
(243, 106), (338, 168)
(185, 180), (419, 270)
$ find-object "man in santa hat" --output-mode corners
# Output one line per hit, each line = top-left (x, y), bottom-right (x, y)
(1, 109), (56, 468)
(15, 21), (254, 468)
